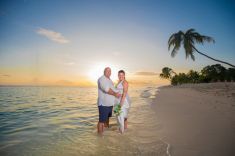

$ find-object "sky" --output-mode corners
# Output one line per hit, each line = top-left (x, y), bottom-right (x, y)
(0, 0), (235, 86)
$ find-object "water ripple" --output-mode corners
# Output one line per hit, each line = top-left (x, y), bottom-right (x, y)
(0, 86), (167, 156)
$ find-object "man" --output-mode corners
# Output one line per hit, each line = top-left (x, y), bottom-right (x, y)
(97, 67), (120, 135)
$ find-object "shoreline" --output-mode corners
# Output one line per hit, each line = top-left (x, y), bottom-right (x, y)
(152, 82), (235, 156)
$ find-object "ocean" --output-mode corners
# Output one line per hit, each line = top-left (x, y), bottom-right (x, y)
(0, 85), (170, 156)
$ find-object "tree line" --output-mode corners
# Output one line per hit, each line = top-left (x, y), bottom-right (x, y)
(160, 64), (235, 85)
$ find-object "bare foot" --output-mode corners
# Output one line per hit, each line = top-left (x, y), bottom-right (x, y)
(118, 128), (124, 134)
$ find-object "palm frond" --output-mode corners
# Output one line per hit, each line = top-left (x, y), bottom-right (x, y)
(168, 31), (184, 57)
(168, 33), (176, 50)
(159, 73), (164, 78)
(183, 32), (194, 59)
(185, 28), (195, 34)
(190, 31), (215, 45)
(171, 47), (178, 57)
(201, 35), (215, 43)
(190, 53), (195, 61)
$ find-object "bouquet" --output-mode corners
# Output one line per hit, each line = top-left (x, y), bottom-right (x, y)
(114, 104), (122, 116)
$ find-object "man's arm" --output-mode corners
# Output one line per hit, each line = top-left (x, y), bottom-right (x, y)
(98, 78), (120, 98)
(107, 88), (121, 98)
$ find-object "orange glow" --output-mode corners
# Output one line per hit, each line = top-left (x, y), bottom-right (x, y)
(0, 66), (171, 87)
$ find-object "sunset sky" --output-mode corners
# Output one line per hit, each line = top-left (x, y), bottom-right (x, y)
(0, 0), (235, 86)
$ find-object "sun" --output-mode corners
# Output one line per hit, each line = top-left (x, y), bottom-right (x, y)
(88, 62), (119, 82)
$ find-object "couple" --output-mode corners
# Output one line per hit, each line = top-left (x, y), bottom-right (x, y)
(97, 67), (131, 135)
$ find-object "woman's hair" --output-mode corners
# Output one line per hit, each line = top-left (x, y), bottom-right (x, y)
(118, 70), (125, 75)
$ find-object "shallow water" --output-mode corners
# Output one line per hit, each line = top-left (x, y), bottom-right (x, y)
(0, 85), (169, 156)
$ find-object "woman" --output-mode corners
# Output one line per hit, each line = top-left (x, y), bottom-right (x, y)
(115, 70), (131, 133)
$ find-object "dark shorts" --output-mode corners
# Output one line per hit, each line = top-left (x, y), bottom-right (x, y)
(98, 106), (113, 122)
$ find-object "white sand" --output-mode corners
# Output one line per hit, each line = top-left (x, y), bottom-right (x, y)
(152, 83), (235, 156)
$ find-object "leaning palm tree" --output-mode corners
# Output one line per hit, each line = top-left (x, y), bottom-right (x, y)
(168, 28), (235, 68)
(160, 67), (176, 79)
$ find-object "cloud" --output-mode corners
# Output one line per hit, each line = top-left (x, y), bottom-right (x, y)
(134, 71), (159, 76)
(56, 80), (74, 85)
(0, 74), (11, 77)
(36, 28), (70, 44)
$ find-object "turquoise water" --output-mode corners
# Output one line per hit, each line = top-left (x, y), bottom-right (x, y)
(0, 86), (169, 156)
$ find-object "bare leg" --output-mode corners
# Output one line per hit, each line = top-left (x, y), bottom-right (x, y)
(104, 118), (109, 128)
(97, 122), (104, 135)
(124, 118), (128, 129)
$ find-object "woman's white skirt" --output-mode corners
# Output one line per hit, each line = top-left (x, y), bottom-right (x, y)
(115, 96), (131, 133)
(116, 106), (129, 133)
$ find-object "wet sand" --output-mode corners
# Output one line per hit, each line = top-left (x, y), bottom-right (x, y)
(152, 83), (235, 156)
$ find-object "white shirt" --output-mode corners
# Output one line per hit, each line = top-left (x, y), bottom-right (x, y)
(97, 75), (117, 106)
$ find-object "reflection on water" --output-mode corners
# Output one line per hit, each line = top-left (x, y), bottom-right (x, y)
(0, 86), (168, 156)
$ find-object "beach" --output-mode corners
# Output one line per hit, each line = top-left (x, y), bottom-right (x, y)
(152, 82), (235, 156)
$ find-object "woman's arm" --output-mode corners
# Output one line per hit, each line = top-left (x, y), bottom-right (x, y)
(120, 81), (128, 106)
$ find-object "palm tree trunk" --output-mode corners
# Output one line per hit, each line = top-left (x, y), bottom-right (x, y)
(192, 46), (235, 68)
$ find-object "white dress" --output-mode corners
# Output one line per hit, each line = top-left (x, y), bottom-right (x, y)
(115, 80), (131, 133)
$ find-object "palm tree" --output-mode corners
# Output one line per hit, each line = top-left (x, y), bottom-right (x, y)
(201, 64), (226, 82)
(159, 67), (176, 79)
(187, 70), (200, 83)
(168, 28), (235, 68)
